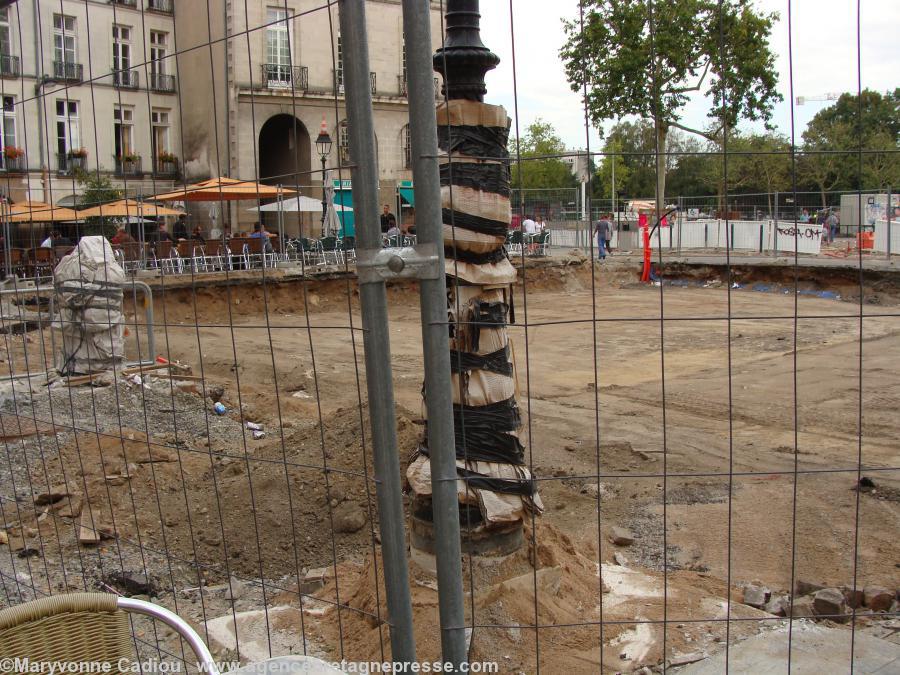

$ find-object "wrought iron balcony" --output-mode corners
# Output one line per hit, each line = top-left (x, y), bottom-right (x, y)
(53, 61), (83, 82)
(114, 155), (142, 176)
(0, 54), (20, 78)
(261, 64), (307, 90)
(57, 153), (86, 174)
(150, 73), (176, 93)
(153, 157), (178, 177)
(333, 69), (376, 96)
(399, 76), (408, 97)
(113, 69), (140, 89)
(1, 155), (25, 173)
(147, 0), (173, 13)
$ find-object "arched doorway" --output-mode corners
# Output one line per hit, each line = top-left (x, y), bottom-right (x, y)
(258, 114), (310, 186)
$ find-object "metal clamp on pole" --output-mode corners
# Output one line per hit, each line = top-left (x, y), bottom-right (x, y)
(356, 243), (442, 284)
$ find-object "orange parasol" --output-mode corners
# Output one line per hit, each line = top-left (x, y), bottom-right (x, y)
(77, 198), (184, 218)
(3, 200), (80, 223)
(149, 177), (295, 202)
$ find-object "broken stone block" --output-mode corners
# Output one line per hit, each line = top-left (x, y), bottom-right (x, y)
(864, 586), (894, 612)
(842, 586), (865, 609)
(764, 594), (790, 616)
(105, 571), (154, 596)
(789, 595), (817, 618)
(813, 588), (848, 622)
(609, 526), (634, 546)
(332, 503), (367, 533)
(35, 485), (70, 506)
(613, 552), (628, 566)
(796, 580), (824, 597)
(742, 583), (769, 608)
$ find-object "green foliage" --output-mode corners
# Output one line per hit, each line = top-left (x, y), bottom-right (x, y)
(509, 119), (578, 191)
(561, 0), (782, 205)
(75, 170), (123, 238)
(798, 89), (900, 202)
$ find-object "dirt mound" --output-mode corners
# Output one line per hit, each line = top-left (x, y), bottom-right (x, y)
(302, 522), (767, 672)
(20, 402), (423, 581)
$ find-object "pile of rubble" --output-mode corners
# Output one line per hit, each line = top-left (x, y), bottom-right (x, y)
(740, 579), (898, 621)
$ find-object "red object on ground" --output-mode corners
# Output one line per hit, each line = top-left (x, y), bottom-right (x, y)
(156, 356), (169, 364)
(857, 231), (874, 250)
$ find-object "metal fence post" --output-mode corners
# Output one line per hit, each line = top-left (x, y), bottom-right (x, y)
(402, 0), (468, 668)
(888, 185), (892, 260)
(773, 191), (779, 256)
(339, 0), (417, 664)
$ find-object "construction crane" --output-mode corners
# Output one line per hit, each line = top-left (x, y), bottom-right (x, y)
(795, 92), (842, 105)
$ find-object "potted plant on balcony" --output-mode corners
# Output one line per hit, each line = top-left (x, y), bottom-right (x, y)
(3, 146), (24, 172)
(66, 147), (87, 172)
(156, 150), (177, 175)
(118, 152), (141, 175)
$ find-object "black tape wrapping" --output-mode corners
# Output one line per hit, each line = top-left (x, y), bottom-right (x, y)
(455, 397), (524, 464)
(449, 344), (512, 376)
(442, 208), (509, 237)
(466, 299), (508, 353)
(438, 124), (510, 160)
(422, 397), (525, 465)
(456, 466), (537, 496)
(445, 245), (507, 265)
(439, 162), (511, 198)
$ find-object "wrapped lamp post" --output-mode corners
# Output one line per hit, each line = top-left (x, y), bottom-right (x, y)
(406, 0), (543, 560)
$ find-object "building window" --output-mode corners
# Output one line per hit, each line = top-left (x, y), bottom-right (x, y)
(53, 14), (76, 67)
(56, 100), (80, 155)
(401, 40), (407, 90)
(151, 109), (169, 157)
(338, 119), (350, 163)
(336, 33), (344, 92)
(0, 9), (11, 58)
(114, 106), (134, 158)
(150, 30), (167, 76)
(1, 95), (16, 164)
(401, 124), (411, 169)
(112, 25), (131, 72)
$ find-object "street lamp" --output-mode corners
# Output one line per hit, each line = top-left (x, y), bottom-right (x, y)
(315, 117), (333, 235)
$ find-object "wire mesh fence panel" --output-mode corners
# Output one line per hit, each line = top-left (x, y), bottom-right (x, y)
(0, 0), (896, 674)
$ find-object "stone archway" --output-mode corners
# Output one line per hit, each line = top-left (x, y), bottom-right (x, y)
(258, 114), (310, 186)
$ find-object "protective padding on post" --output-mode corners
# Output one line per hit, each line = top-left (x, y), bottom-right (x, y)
(441, 225), (507, 254)
(439, 160), (511, 198)
(442, 186), (511, 227)
(452, 369), (516, 407)
(436, 100), (509, 130)
(407, 454), (544, 524)
(444, 258), (517, 285)
(54, 236), (126, 374)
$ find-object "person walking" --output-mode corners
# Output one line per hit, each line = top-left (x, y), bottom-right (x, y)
(594, 216), (612, 260)
(825, 210), (838, 243)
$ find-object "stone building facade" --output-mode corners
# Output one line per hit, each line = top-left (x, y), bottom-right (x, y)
(176, 0), (445, 233)
(0, 0), (181, 206)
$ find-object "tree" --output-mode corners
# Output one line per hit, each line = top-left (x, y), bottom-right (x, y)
(75, 170), (123, 237)
(561, 0), (781, 214)
(509, 119), (578, 191)
(799, 89), (900, 202)
(862, 130), (900, 192)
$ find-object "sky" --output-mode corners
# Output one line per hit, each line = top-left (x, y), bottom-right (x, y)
(476, 0), (900, 150)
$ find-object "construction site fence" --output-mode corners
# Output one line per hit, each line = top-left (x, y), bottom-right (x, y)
(549, 218), (826, 255)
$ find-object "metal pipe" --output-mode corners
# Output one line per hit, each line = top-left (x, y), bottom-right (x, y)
(887, 185), (892, 260)
(118, 597), (219, 675)
(402, 0), (468, 668)
(338, 0), (417, 665)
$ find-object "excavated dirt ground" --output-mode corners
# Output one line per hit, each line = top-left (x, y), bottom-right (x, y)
(0, 255), (898, 672)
